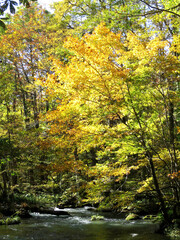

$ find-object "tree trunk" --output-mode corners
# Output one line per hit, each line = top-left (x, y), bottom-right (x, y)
(169, 100), (179, 203)
(33, 90), (39, 128)
(146, 151), (169, 222)
(1, 163), (8, 201)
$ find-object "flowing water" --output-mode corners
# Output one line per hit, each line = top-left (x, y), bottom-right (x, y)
(0, 208), (172, 240)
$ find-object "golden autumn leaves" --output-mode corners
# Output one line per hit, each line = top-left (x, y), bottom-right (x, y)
(0, 1), (179, 215)
(41, 23), (180, 189)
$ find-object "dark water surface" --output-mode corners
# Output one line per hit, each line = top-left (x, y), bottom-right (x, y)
(0, 208), (172, 240)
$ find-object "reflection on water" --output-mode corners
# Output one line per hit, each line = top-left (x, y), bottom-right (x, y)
(0, 208), (172, 240)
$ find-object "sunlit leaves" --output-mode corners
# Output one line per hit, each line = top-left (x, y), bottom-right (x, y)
(0, 19), (5, 28)
(39, 21), (180, 210)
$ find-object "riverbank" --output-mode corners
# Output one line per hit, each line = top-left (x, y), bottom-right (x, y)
(0, 191), (179, 238)
(0, 207), (175, 240)
(0, 201), (179, 239)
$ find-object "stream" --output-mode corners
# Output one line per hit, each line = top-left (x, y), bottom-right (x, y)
(0, 208), (173, 240)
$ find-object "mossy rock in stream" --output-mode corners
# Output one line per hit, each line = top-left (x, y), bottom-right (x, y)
(125, 213), (140, 221)
(143, 214), (163, 222)
(0, 216), (21, 225)
(91, 215), (105, 221)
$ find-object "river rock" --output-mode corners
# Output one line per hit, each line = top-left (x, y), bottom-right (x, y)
(30, 207), (70, 216)
(85, 207), (97, 211)
(0, 216), (21, 225)
(125, 213), (140, 221)
(91, 215), (105, 221)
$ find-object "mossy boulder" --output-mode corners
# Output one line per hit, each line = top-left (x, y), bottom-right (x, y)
(143, 214), (163, 222)
(91, 215), (105, 221)
(125, 213), (140, 221)
(0, 216), (21, 225)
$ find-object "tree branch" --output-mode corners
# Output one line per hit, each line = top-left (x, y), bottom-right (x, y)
(139, 0), (180, 17)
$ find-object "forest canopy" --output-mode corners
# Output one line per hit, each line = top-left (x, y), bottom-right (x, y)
(0, 0), (180, 224)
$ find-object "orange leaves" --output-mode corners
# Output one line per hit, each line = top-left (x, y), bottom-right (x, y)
(64, 23), (122, 65)
(48, 161), (74, 174)
(177, 127), (180, 134)
(168, 171), (180, 180)
(0, 4), (50, 66)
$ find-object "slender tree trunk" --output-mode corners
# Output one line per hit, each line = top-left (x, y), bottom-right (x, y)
(33, 90), (39, 128)
(169, 101), (178, 171)
(90, 148), (97, 166)
(1, 163), (8, 200)
(74, 147), (79, 161)
(146, 151), (169, 222)
(126, 82), (170, 222)
(168, 94), (179, 203)
(46, 100), (49, 112)
(29, 169), (35, 185)
(21, 90), (30, 129)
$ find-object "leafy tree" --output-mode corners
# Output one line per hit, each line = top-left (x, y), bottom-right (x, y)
(52, 0), (141, 35)
(0, 3), (52, 128)
(42, 23), (180, 221)
(52, 0), (180, 36)
(0, 4), (54, 200)
(0, 0), (179, 219)
(0, 0), (37, 28)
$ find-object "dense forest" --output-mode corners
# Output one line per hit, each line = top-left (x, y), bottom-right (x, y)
(0, 0), (180, 230)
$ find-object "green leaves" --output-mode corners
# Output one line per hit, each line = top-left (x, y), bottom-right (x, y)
(10, 0), (18, 14)
(19, 0), (32, 8)
(0, 0), (8, 15)
(0, 0), (37, 17)
(0, 19), (6, 29)
(19, 0), (37, 7)
(0, 0), (17, 14)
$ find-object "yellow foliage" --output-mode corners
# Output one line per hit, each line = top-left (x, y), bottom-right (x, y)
(39, 23), (180, 183)
(137, 177), (153, 193)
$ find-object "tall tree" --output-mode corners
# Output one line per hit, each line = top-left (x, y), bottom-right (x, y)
(41, 23), (180, 221)
(0, 4), (53, 197)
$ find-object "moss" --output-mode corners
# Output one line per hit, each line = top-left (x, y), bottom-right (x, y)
(143, 214), (163, 222)
(91, 215), (105, 221)
(0, 220), (5, 225)
(0, 216), (21, 225)
(125, 213), (140, 221)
